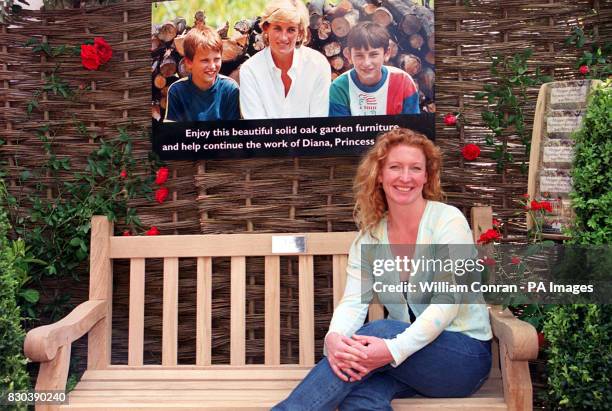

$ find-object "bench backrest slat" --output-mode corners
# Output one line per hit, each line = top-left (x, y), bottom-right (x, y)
(369, 295), (385, 321)
(230, 256), (246, 365)
(264, 256), (281, 365)
(332, 255), (348, 308)
(196, 257), (213, 366)
(128, 258), (145, 366)
(162, 258), (179, 366)
(298, 256), (315, 366)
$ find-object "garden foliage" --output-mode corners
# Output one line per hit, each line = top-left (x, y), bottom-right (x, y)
(0, 180), (31, 409)
(544, 304), (612, 410)
(569, 81), (611, 244)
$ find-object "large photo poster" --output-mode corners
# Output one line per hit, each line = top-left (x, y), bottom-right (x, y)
(151, 0), (435, 159)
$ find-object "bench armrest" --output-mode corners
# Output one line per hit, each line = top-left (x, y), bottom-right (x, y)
(489, 305), (538, 411)
(24, 300), (107, 362)
(489, 305), (538, 361)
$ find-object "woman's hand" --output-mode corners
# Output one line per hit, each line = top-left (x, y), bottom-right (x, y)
(348, 335), (394, 380)
(325, 332), (369, 382)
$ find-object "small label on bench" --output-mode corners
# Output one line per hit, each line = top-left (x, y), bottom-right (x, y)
(272, 236), (306, 253)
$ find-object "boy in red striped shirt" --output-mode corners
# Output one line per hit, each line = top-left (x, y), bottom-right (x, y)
(329, 22), (420, 117)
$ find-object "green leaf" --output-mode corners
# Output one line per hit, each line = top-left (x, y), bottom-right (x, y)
(69, 237), (82, 247)
(20, 170), (32, 181)
(19, 289), (40, 304)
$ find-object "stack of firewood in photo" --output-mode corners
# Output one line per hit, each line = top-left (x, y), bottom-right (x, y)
(151, 0), (435, 121)
(307, 0), (435, 111)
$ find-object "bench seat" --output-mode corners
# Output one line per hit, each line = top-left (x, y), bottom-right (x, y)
(62, 366), (507, 410)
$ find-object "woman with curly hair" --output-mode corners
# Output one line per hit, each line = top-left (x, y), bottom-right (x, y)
(273, 128), (492, 410)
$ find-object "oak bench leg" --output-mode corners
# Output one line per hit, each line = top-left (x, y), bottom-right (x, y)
(34, 344), (70, 411)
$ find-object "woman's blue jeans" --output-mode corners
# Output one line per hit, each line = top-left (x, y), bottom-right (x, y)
(272, 319), (492, 411)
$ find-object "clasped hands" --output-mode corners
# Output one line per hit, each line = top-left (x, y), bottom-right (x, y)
(325, 332), (394, 382)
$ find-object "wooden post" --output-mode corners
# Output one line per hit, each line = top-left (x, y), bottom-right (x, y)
(35, 345), (71, 411)
(88, 216), (113, 370)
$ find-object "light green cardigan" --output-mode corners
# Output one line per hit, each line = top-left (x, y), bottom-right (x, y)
(327, 201), (493, 367)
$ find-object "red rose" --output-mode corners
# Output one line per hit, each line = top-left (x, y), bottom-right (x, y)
(530, 200), (542, 211)
(122, 230), (131, 236)
(492, 218), (501, 228)
(478, 228), (501, 244)
(81, 44), (100, 70)
(540, 201), (553, 213)
(443, 113), (457, 126)
(146, 226), (160, 236)
(510, 256), (521, 265)
(155, 167), (169, 185)
(579, 65), (589, 75)
(482, 256), (496, 266)
(461, 144), (481, 161)
(94, 37), (112, 64)
(155, 187), (169, 204)
(120, 169), (127, 179)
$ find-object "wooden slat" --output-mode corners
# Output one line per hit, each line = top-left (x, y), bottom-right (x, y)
(128, 258), (145, 366)
(109, 232), (357, 258)
(368, 294), (385, 321)
(61, 403), (507, 411)
(162, 258), (179, 366)
(264, 256), (280, 365)
(470, 206), (493, 242)
(82, 366), (312, 381)
(196, 257), (212, 366)
(332, 254), (348, 308)
(75, 380), (301, 390)
(68, 389), (292, 399)
(298, 255), (314, 366)
(88, 216), (113, 370)
(67, 391), (505, 403)
(73, 376), (503, 393)
(231, 257), (246, 365)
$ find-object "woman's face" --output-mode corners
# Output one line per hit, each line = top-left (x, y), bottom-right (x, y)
(265, 21), (300, 57)
(378, 144), (428, 207)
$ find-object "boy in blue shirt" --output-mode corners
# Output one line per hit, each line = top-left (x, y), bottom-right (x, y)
(164, 26), (240, 122)
(329, 22), (420, 116)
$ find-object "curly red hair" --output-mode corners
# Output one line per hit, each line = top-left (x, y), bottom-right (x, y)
(353, 128), (444, 234)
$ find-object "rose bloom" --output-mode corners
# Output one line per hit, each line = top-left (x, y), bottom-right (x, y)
(482, 256), (496, 266)
(120, 169), (127, 179)
(510, 256), (521, 265)
(146, 226), (160, 236)
(122, 230), (131, 236)
(461, 144), (481, 161)
(94, 37), (112, 64)
(155, 187), (169, 204)
(155, 167), (169, 185)
(540, 201), (553, 212)
(530, 200), (542, 211)
(579, 65), (589, 75)
(81, 44), (100, 70)
(478, 228), (501, 244)
(443, 113), (457, 126)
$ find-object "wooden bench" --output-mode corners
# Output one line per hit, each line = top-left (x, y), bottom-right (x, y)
(25, 206), (538, 410)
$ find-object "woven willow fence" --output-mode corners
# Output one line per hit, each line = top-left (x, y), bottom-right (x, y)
(1, 0), (610, 367)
